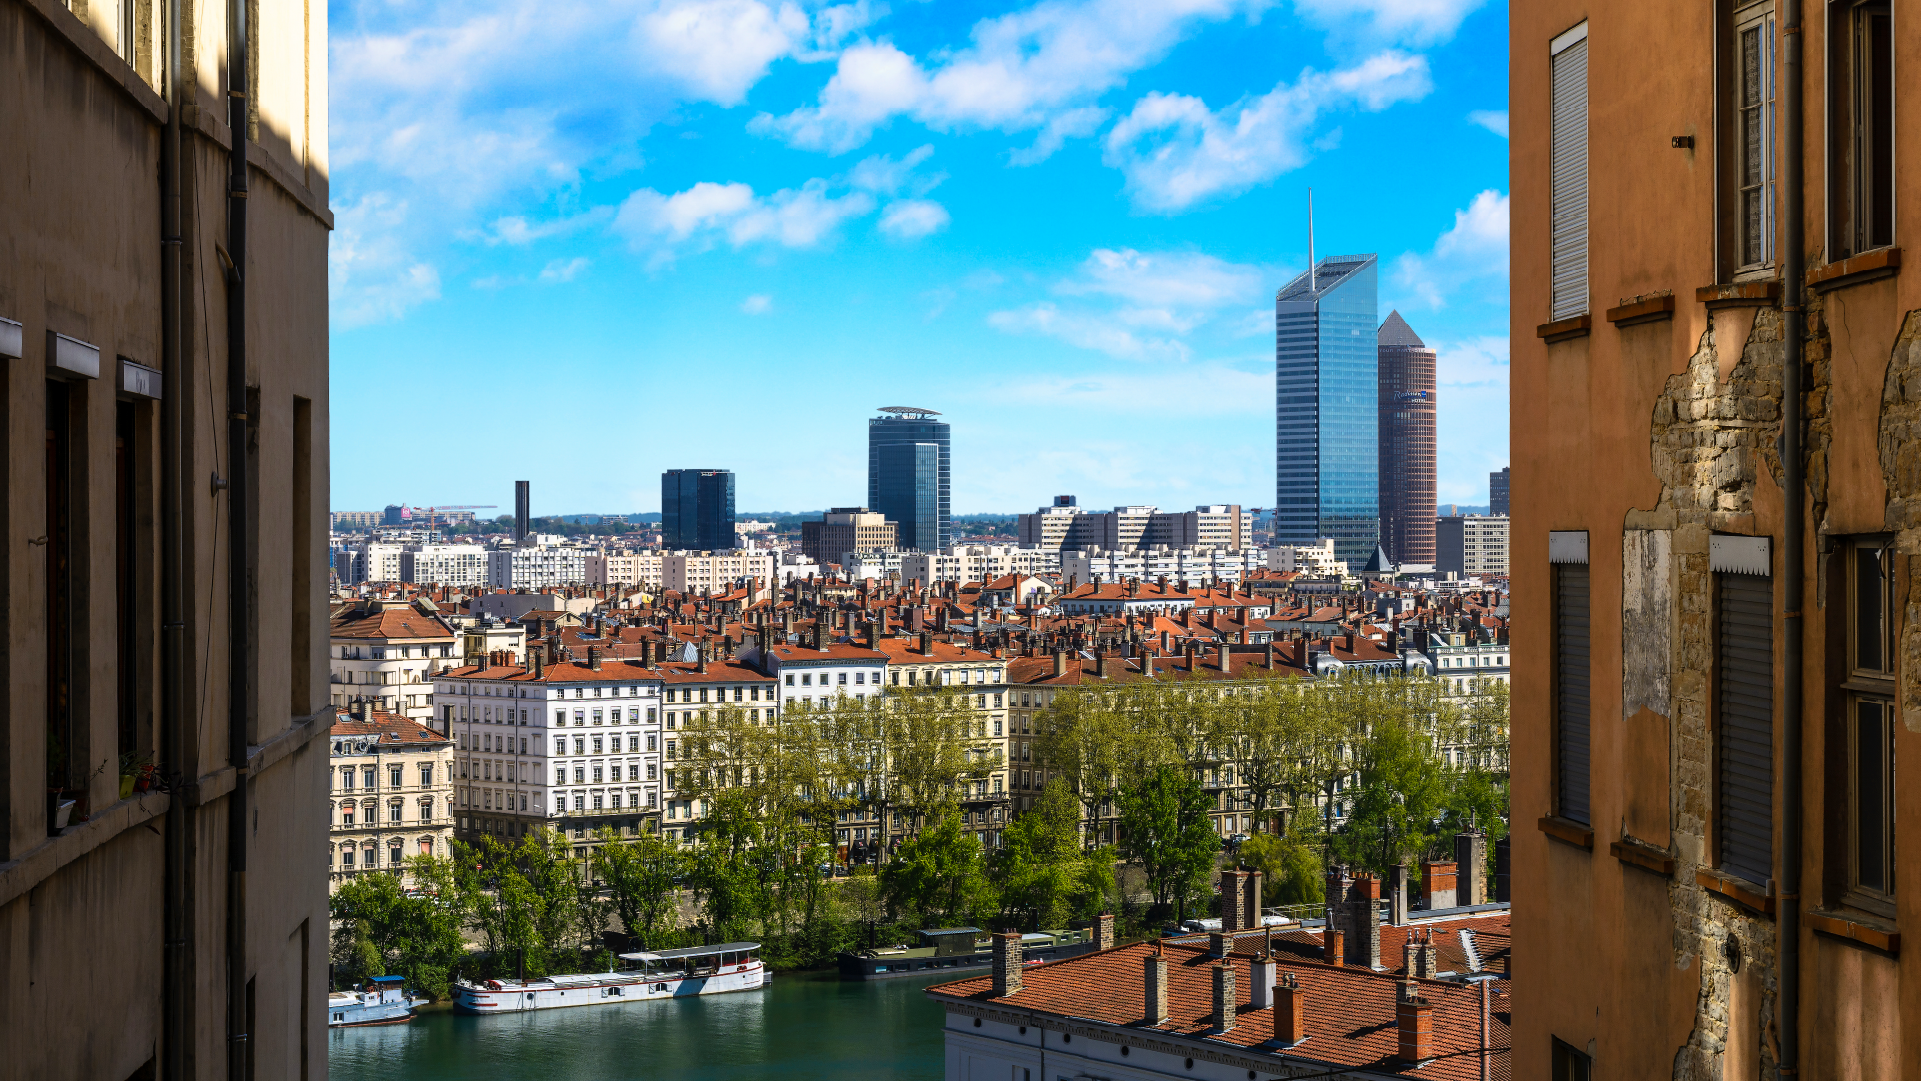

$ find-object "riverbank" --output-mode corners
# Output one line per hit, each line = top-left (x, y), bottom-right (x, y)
(330, 967), (951, 1080)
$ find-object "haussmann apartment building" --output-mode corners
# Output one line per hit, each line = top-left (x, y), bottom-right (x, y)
(1515, 1), (1921, 1077)
(0, 0), (332, 1077)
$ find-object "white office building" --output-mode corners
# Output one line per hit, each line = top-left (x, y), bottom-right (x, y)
(486, 542), (588, 589)
(1436, 514), (1510, 577)
(401, 544), (487, 587)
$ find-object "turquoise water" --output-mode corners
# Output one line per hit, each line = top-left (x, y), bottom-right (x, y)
(328, 970), (950, 1080)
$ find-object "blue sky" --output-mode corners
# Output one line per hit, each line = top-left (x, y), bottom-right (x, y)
(328, 0), (1510, 517)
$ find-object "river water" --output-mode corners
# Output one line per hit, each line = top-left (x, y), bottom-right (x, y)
(328, 969), (950, 1080)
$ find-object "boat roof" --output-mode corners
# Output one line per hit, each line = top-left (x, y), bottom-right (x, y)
(539, 972), (644, 988)
(619, 941), (760, 962)
(370, 975), (405, 984)
(920, 927), (983, 938)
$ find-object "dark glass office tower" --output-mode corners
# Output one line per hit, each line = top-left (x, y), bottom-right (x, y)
(868, 407), (950, 551)
(661, 469), (736, 550)
(1275, 253), (1379, 568)
(1377, 310), (1437, 566)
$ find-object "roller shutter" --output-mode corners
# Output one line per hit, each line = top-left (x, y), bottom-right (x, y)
(1717, 572), (1773, 885)
(1549, 31), (1589, 321)
(1556, 563), (1591, 824)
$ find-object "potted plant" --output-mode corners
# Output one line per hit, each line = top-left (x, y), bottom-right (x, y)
(120, 750), (155, 800)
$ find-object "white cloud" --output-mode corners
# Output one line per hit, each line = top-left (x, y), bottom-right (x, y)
(1430, 334), (1510, 502)
(741, 293), (774, 314)
(484, 208), (615, 245)
(1104, 51), (1431, 211)
(848, 144), (936, 194)
(1008, 106), (1110, 165)
(1063, 248), (1264, 310)
(1467, 108), (1508, 137)
(613, 178), (876, 263)
(878, 199), (951, 239)
(1292, 0), (1486, 46)
(635, 0), (811, 106)
(539, 257), (590, 282)
(754, 0), (1270, 153)
(988, 302), (1191, 361)
(329, 194), (443, 326)
(1391, 189), (1509, 308)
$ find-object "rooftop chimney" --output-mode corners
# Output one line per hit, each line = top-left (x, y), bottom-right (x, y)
(1274, 972), (1308, 1045)
(1211, 963), (1237, 1032)
(1093, 913), (1115, 952)
(992, 931), (1023, 997)
(531, 651), (544, 678)
(1389, 864), (1410, 926)
(1249, 952), (1277, 1010)
(1324, 928), (1344, 966)
(1144, 948), (1168, 1025)
(1421, 860), (1458, 910)
(588, 646), (602, 671)
(1396, 983), (1434, 1063)
(1244, 870), (1263, 930)
(1053, 650), (1067, 678)
(1209, 931), (1230, 958)
(1218, 871), (1245, 931)
(1454, 831), (1487, 906)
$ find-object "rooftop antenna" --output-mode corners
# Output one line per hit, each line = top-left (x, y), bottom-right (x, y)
(1308, 187), (1317, 293)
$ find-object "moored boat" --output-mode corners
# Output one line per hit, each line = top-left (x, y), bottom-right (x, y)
(452, 942), (770, 1013)
(328, 975), (423, 1027)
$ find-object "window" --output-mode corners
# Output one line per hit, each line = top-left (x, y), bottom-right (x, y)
(1551, 534), (1591, 825)
(1548, 21), (1589, 320)
(363, 769), (376, 789)
(1716, 562), (1773, 886)
(342, 804), (356, 826)
(786, 674), (794, 686)
(390, 767), (403, 788)
(1551, 1038), (1592, 1081)
(1845, 539), (1897, 912)
(1828, 0), (1894, 259)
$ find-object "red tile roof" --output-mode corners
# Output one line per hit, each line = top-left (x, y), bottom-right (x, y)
(330, 709), (450, 747)
(927, 935), (1509, 1080)
(330, 607), (456, 641)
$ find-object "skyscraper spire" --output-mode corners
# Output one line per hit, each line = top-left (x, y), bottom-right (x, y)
(1308, 188), (1317, 293)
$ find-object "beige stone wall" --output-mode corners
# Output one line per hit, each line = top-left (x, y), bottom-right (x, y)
(0, 0), (330, 1077)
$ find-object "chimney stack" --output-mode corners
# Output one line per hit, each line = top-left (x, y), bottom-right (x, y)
(992, 931), (1023, 997)
(1144, 947), (1168, 1025)
(588, 646), (602, 671)
(1324, 928), (1344, 966)
(1389, 864), (1410, 926)
(1396, 983), (1434, 1063)
(1454, 831), (1487, 906)
(1249, 953), (1277, 1010)
(1273, 972), (1308, 1045)
(1093, 913), (1115, 951)
(1053, 650), (1067, 678)
(531, 652), (544, 679)
(1421, 860), (1458, 910)
(1209, 931), (1230, 958)
(1244, 870), (1263, 930)
(1211, 962), (1237, 1032)
(1349, 875), (1383, 969)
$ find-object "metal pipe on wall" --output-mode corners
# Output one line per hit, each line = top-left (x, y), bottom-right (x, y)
(1777, 1), (1804, 1076)
(225, 0), (255, 1073)
(160, 0), (189, 1073)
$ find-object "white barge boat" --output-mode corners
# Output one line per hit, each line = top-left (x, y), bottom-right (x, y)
(328, 975), (423, 1026)
(451, 942), (771, 1013)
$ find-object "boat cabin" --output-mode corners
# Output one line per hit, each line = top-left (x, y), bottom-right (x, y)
(920, 928), (984, 957)
(617, 941), (761, 979)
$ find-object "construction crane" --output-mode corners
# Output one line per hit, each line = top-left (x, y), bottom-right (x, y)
(401, 504), (498, 536)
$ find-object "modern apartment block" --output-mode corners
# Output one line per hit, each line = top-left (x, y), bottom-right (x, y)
(801, 506), (899, 566)
(330, 600), (459, 720)
(1513, 4), (1916, 1077)
(586, 549), (666, 589)
(1378, 310), (1438, 566)
(0, 0), (333, 1075)
(486, 542), (587, 589)
(661, 469), (736, 551)
(1436, 515), (1509, 578)
(900, 544), (1062, 584)
(1016, 502), (1251, 552)
(661, 550), (775, 595)
(869, 406), (950, 551)
(1275, 253), (1381, 567)
(1489, 466), (1510, 516)
(400, 543), (487, 587)
(1015, 495), (1085, 548)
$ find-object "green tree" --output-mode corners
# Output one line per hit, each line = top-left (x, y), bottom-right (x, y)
(1236, 825), (1325, 909)
(1116, 764), (1218, 920)
(590, 827), (686, 949)
(879, 803), (987, 922)
(327, 858), (469, 1000)
(992, 779), (1108, 930)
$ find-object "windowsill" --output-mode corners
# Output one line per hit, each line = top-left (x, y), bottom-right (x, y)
(1605, 294), (1675, 327)
(1535, 314), (1592, 343)
(1694, 280), (1781, 309)
(0, 788), (173, 909)
(1538, 815), (1594, 851)
(1805, 907), (1899, 954)
(1808, 247), (1901, 294)
(1838, 887), (1897, 921)
(1695, 867), (1774, 916)
(1609, 837), (1676, 877)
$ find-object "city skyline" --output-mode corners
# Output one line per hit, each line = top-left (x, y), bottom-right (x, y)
(325, 0), (1512, 516)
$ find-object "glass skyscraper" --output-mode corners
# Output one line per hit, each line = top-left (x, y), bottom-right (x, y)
(868, 407), (950, 552)
(1274, 253), (1380, 568)
(660, 469), (736, 550)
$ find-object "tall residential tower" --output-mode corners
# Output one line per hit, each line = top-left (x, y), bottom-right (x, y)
(1274, 253), (1380, 567)
(1377, 310), (1438, 566)
(868, 407), (950, 552)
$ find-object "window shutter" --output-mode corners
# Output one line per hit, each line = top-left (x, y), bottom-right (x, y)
(1717, 571), (1773, 884)
(1549, 27), (1589, 321)
(1555, 562), (1591, 824)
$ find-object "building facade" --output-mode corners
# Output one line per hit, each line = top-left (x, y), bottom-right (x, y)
(1489, 466), (1510, 517)
(801, 507), (898, 567)
(330, 601), (459, 719)
(661, 469), (736, 551)
(1275, 254), (1381, 568)
(400, 543), (486, 587)
(586, 549), (665, 588)
(328, 709), (455, 890)
(662, 550), (775, 595)
(0, 0), (333, 1075)
(869, 406), (951, 552)
(1512, 4), (1921, 1077)
(486, 542), (587, 589)
(1377, 311), (1438, 566)
(1436, 515), (1510, 578)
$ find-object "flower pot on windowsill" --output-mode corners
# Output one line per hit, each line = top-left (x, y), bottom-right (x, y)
(48, 792), (77, 834)
(121, 775), (137, 800)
